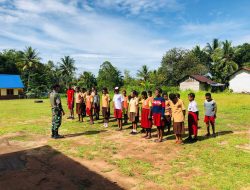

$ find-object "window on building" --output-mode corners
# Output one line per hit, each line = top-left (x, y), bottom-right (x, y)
(7, 89), (14, 95)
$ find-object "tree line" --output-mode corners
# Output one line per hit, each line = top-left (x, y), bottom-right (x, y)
(0, 39), (249, 97)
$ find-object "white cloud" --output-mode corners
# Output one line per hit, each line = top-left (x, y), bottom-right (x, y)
(93, 0), (183, 15)
(0, 0), (249, 76)
(181, 21), (244, 37)
(0, 0), (170, 75)
(13, 0), (78, 14)
(179, 20), (250, 47)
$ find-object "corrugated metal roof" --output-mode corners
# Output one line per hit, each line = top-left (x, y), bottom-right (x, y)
(179, 75), (216, 84)
(0, 74), (24, 88)
(190, 75), (215, 84)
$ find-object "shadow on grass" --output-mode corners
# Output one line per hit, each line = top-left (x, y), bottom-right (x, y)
(0, 145), (123, 190)
(183, 130), (234, 144)
(64, 130), (108, 138)
(163, 130), (233, 143)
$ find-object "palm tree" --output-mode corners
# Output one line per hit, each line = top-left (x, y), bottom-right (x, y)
(20, 46), (41, 92)
(205, 38), (220, 55)
(210, 40), (238, 82)
(222, 40), (234, 61)
(192, 45), (211, 68)
(58, 56), (76, 87)
(78, 71), (97, 89)
(193, 45), (202, 54)
(137, 65), (150, 82)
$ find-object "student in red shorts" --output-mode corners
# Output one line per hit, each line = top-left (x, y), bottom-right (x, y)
(113, 87), (124, 130)
(151, 88), (165, 142)
(204, 93), (217, 137)
(187, 93), (199, 142)
(66, 85), (75, 119)
(141, 91), (152, 139)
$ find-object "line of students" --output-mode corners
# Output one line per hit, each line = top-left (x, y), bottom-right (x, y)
(66, 85), (217, 144)
(111, 87), (217, 144)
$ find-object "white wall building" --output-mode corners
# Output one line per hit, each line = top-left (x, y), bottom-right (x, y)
(229, 67), (250, 93)
(179, 75), (215, 91)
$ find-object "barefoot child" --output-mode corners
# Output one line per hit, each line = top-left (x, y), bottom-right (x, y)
(93, 89), (100, 120)
(141, 91), (152, 139)
(113, 87), (124, 130)
(169, 93), (186, 144)
(102, 87), (110, 128)
(187, 93), (199, 141)
(86, 90), (94, 124)
(129, 90), (139, 134)
(66, 85), (75, 119)
(163, 92), (172, 134)
(152, 88), (165, 142)
(80, 88), (87, 121)
(122, 90), (129, 124)
(204, 93), (217, 137)
(75, 87), (82, 122)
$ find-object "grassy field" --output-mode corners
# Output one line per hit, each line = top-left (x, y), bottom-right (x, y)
(0, 91), (250, 190)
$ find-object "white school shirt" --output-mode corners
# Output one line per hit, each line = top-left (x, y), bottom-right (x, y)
(204, 100), (217, 116)
(113, 94), (124, 109)
(188, 100), (198, 112)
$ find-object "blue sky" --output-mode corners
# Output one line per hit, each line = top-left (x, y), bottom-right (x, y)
(0, 0), (250, 76)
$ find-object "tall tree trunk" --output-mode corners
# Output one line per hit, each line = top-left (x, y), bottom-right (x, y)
(27, 71), (30, 92)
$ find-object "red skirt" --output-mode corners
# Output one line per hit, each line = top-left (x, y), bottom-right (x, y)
(114, 109), (122, 119)
(188, 111), (198, 136)
(153, 113), (164, 127)
(86, 107), (92, 116)
(141, 108), (152, 128)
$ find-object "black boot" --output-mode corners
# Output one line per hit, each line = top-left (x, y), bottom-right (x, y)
(54, 129), (64, 139)
(51, 130), (55, 138)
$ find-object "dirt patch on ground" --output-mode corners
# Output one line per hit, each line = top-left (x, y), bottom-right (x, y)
(233, 130), (250, 135)
(235, 144), (250, 152)
(0, 128), (185, 190)
(0, 145), (123, 190)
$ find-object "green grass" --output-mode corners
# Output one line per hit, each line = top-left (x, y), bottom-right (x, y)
(114, 157), (152, 176)
(0, 92), (250, 189)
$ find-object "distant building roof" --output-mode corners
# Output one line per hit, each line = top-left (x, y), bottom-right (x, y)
(179, 75), (216, 84)
(0, 74), (24, 88)
(228, 67), (250, 79)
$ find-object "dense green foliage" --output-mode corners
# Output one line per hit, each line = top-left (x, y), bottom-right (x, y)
(0, 40), (249, 97)
(97, 61), (123, 89)
(77, 71), (97, 89)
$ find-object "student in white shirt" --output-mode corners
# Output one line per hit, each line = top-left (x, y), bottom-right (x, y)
(204, 93), (217, 137)
(113, 87), (124, 130)
(187, 93), (199, 141)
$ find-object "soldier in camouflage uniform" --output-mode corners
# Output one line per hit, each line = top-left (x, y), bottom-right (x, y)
(50, 84), (65, 139)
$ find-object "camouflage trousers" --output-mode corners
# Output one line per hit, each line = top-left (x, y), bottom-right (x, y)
(52, 108), (62, 131)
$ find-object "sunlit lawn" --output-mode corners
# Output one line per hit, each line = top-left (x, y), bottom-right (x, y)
(0, 91), (249, 189)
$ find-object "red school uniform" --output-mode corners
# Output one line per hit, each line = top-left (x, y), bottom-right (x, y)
(141, 98), (152, 129)
(152, 97), (165, 127)
(86, 95), (93, 116)
(67, 89), (75, 109)
(188, 100), (199, 136)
